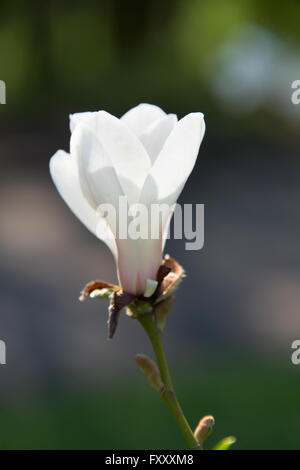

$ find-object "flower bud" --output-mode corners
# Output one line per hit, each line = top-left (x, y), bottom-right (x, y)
(135, 354), (164, 393)
(50, 106), (205, 297)
(194, 415), (215, 445)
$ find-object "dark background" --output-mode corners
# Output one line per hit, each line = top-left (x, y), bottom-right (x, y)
(0, 0), (300, 449)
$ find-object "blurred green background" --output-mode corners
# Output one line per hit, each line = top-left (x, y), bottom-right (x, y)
(0, 0), (300, 450)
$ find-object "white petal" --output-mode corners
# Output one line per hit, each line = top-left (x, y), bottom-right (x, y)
(70, 111), (98, 133)
(49, 150), (117, 258)
(72, 112), (151, 204)
(116, 239), (162, 295)
(71, 124), (124, 214)
(115, 238), (141, 294)
(137, 237), (163, 293)
(70, 124), (153, 293)
(139, 114), (178, 164)
(138, 113), (205, 258)
(140, 113), (205, 206)
(121, 103), (166, 137)
(162, 203), (176, 252)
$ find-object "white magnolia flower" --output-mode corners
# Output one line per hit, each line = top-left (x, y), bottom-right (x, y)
(50, 103), (205, 295)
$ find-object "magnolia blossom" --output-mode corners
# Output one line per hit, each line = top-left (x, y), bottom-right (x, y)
(50, 103), (205, 295)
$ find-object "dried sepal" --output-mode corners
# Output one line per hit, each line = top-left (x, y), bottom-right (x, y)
(80, 255), (185, 338)
(89, 288), (113, 299)
(154, 255), (185, 302)
(108, 290), (136, 339)
(79, 280), (119, 302)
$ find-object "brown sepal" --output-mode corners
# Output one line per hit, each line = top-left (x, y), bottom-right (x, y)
(154, 255), (184, 300)
(80, 255), (183, 339)
(108, 290), (136, 339)
(79, 280), (118, 301)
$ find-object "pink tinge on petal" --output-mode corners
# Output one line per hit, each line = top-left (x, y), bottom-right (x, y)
(116, 237), (163, 295)
(115, 238), (139, 294)
(135, 237), (163, 294)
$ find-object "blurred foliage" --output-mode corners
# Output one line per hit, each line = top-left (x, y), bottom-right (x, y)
(1, 0), (300, 121)
(0, 358), (299, 450)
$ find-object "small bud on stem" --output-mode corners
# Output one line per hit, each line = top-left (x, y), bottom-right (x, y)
(194, 415), (215, 446)
(135, 354), (164, 393)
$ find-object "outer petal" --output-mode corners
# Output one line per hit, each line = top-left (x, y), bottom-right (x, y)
(116, 239), (148, 295)
(71, 124), (124, 213)
(70, 111), (98, 133)
(71, 124), (148, 293)
(72, 112), (151, 205)
(121, 103), (166, 137)
(117, 236), (163, 295)
(139, 114), (178, 164)
(135, 238), (163, 294)
(49, 150), (117, 258)
(138, 113), (205, 266)
(50, 147), (143, 293)
(140, 113), (205, 206)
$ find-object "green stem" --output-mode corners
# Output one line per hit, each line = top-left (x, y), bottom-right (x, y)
(138, 314), (201, 450)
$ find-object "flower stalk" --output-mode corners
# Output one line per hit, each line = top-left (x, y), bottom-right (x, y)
(138, 313), (201, 450)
